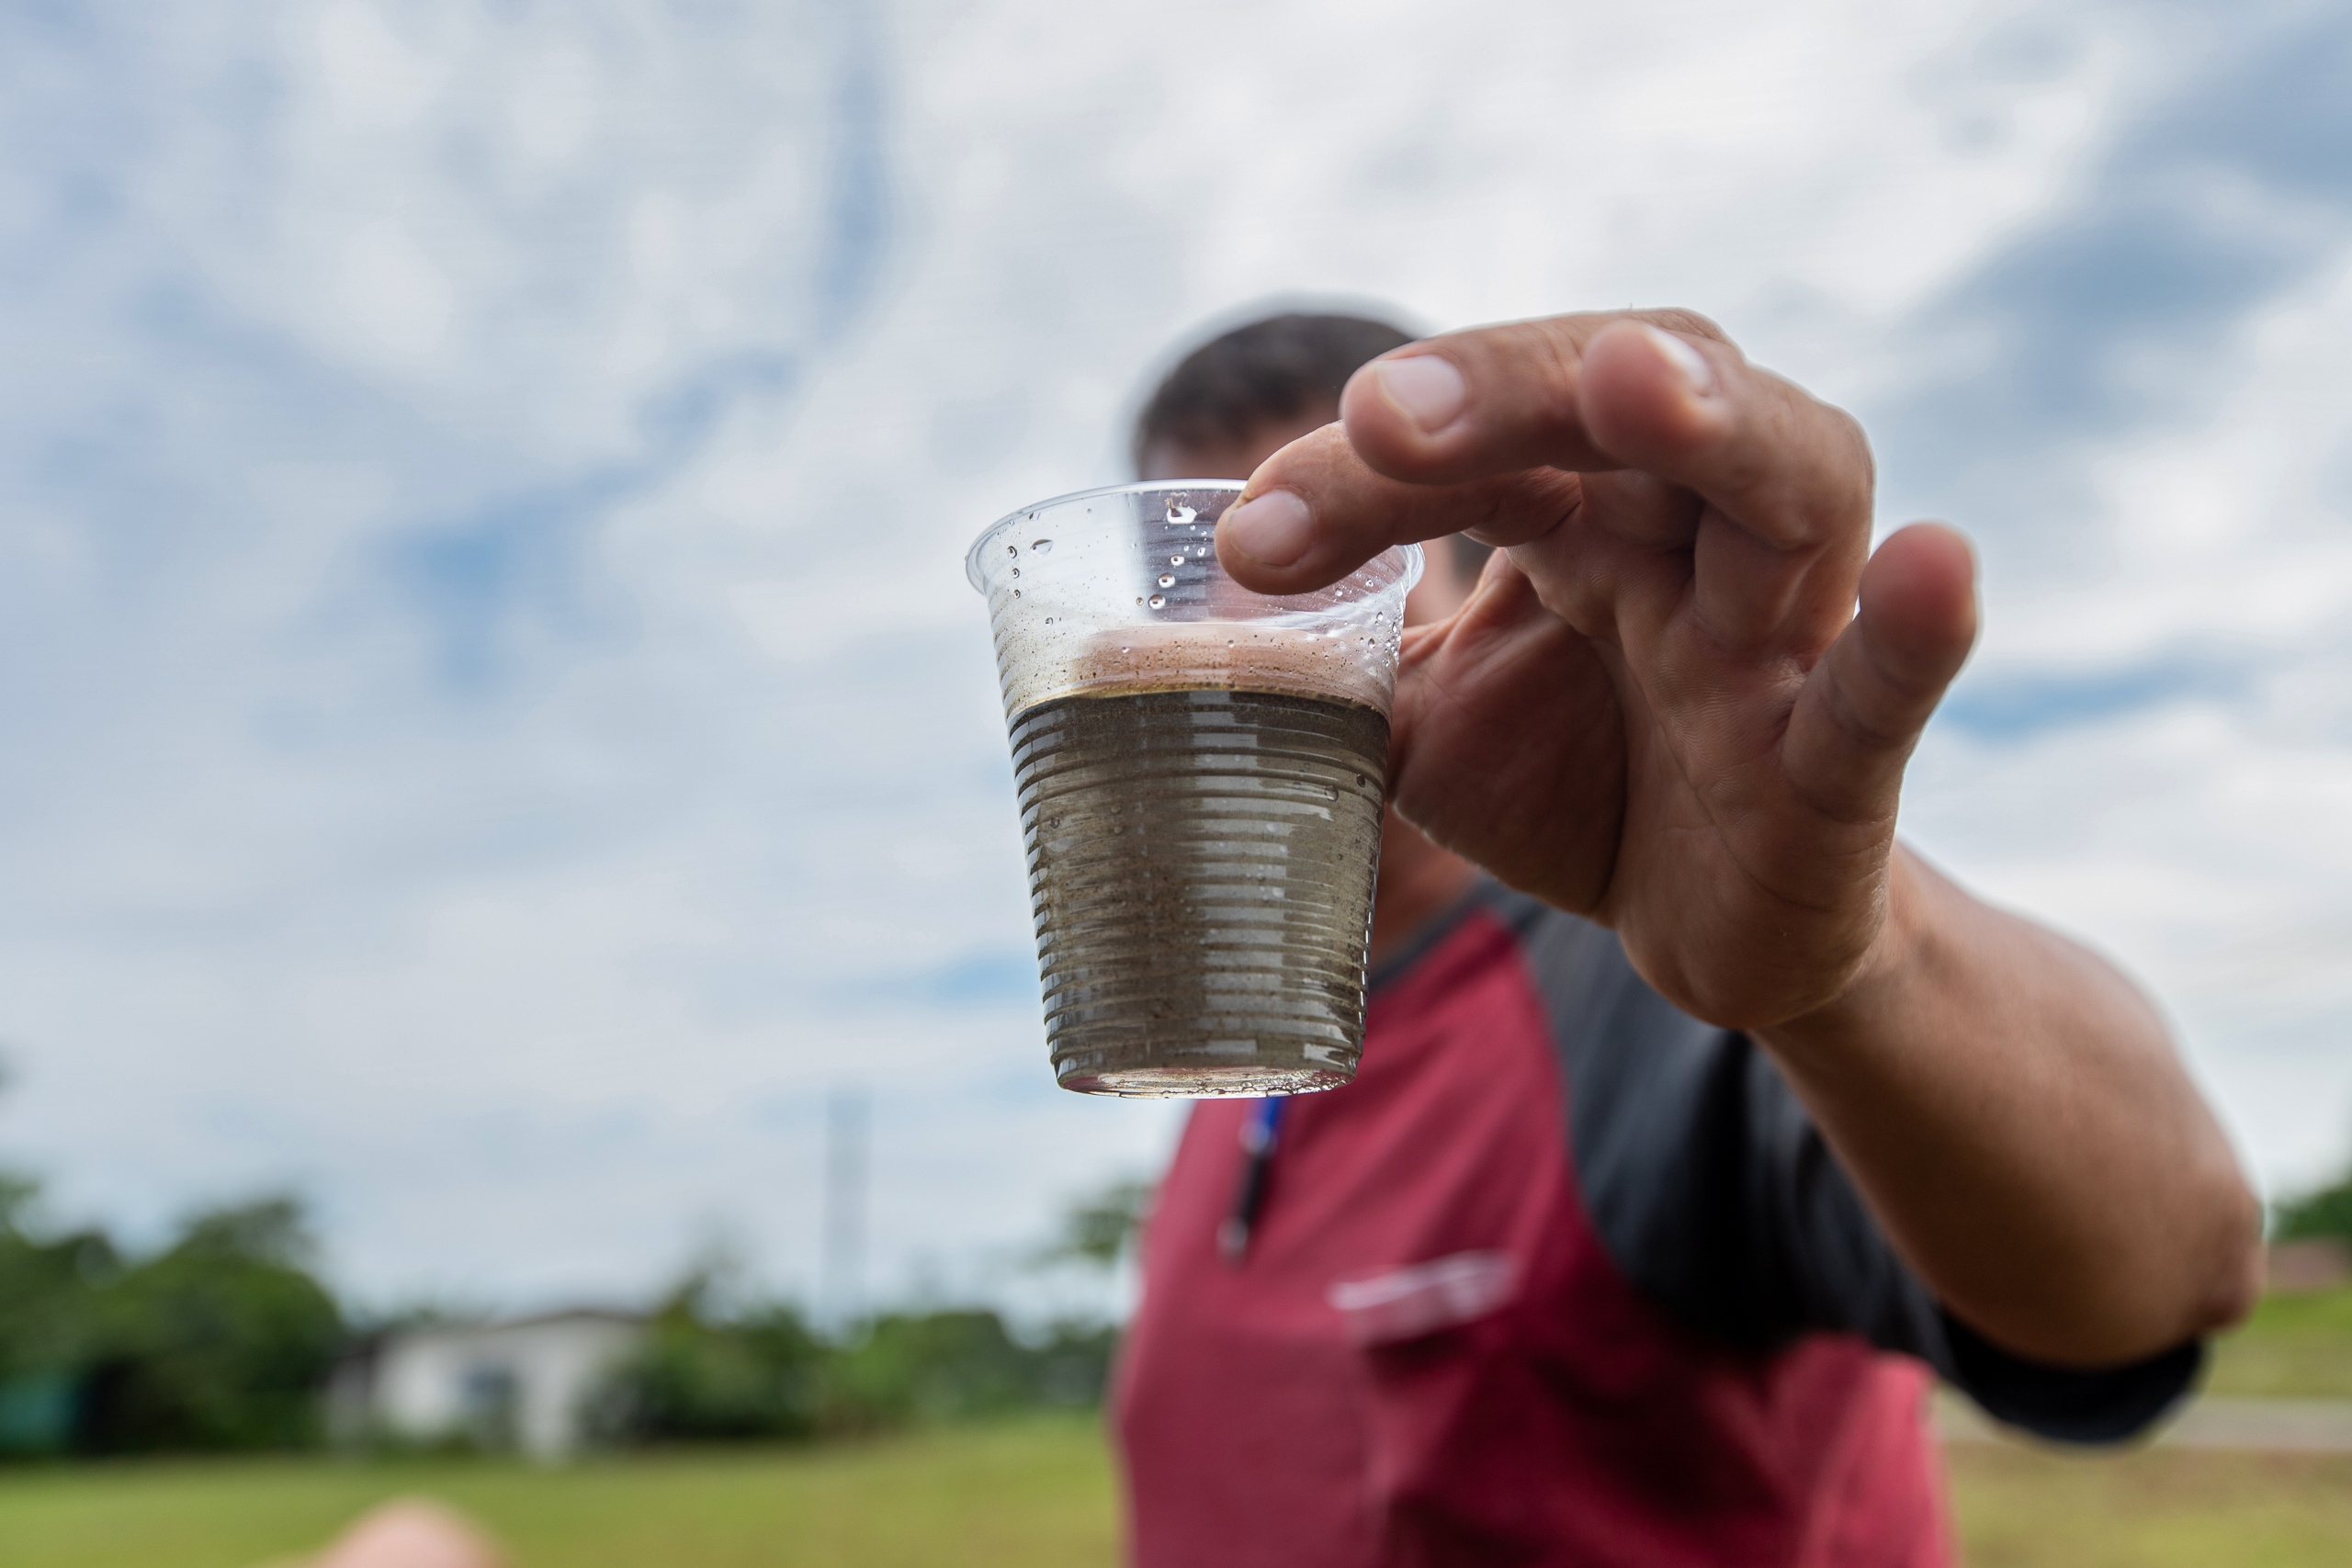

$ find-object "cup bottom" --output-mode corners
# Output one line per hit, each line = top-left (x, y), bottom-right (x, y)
(1057, 1063), (1353, 1099)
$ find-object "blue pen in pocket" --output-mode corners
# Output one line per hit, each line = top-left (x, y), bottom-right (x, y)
(1219, 1096), (1287, 1264)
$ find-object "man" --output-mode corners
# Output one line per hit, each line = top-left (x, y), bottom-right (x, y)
(1112, 311), (2261, 1566)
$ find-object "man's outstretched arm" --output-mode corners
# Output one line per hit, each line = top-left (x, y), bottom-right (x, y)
(1756, 846), (2260, 1365)
(1213, 310), (2262, 1367)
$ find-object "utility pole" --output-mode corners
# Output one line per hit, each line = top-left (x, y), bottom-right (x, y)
(822, 1088), (867, 1336)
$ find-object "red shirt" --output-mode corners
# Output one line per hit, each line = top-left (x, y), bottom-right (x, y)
(1114, 893), (1953, 1567)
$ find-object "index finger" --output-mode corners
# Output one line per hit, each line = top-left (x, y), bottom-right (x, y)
(1217, 310), (1873, 594)
(1214, 423), (1587, 594)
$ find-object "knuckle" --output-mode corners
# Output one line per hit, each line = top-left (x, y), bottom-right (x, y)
(1529, 329), (1588, 439)
(1302, 421), (1358, 467)
(1730, 386), (1872, 542)
(1641, 307), (1729, 346)
(1826, 675), (1908, 754)
(1447, 318), (1588, 446)
(1246, 421), (1351, 492)
(1826, 403), (1875, 496)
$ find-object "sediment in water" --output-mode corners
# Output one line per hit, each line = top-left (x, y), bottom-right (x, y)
(1012, 682), (1388, 1097)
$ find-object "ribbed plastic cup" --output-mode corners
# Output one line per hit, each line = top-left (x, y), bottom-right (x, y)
(967, 481), (1422, 1097)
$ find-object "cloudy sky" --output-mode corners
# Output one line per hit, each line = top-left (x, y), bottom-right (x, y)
(1, 0), (2346, 1314)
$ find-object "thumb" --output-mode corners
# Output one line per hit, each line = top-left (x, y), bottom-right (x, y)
(1782, 523), (1978, 824)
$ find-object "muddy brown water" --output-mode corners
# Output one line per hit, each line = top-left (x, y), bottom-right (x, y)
(1011, 685), (1388, 1096)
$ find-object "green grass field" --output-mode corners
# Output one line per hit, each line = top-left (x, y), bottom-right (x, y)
(1950, 1445), (2352, 1568)
(9, 1419), (2352, 1568)
(7, 1291), (2352, 1568)
(1940, 1285), (2352, 1566)
(2205, 1283), (2352, 1398)
(0, 1418), (1119, 1568)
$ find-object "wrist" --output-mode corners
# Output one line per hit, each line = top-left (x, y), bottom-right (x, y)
(1758, 844), (1936, 1066)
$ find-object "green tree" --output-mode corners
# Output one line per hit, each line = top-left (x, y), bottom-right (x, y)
(820, 1311), (1118, 1433)
(0, 1178), (114, 1371)
(1036, 1179), (1151, 1270)
(588, 1269), (827, 1444)
(1, 1052), (346, 1458)
(0, 1178), (116, 1455)
(588, 1269), (1121, 1447)
(2274, 1170), (2352, 1247)
(75, 1197), (344, 1453)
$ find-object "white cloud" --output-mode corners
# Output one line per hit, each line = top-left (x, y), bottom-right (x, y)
(313, 0), (442, 130)
(337, 219), (456, 363)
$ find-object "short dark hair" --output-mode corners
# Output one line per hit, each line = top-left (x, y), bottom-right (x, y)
(1133, 310), (1494, 581)
(1131, 312), (1413, 474)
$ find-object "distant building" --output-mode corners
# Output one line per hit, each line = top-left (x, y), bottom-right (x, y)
(329, 1309), (645, 1461)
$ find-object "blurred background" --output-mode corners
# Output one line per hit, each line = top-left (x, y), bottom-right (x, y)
(3, 0), (2352, 1559)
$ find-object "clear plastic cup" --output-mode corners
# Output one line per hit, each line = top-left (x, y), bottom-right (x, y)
(967, 481), (1423, 1097)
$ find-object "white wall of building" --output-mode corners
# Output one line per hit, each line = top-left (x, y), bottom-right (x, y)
(354, 1311), (644, 1461)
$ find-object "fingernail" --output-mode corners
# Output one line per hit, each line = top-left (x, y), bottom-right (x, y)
(1222, 491), (1315, 568)
(1638, 324), (1715, 396)
(1371, 354), (1467, 434)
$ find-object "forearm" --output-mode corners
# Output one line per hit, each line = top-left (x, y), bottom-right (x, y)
(1757, 847), (2263, 1366)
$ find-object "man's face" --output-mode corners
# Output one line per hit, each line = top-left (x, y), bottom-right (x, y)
(1141, 407), (1477, 624)
(1136, 410), (1331, 490)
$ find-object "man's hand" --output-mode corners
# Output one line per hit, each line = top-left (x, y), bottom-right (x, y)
(1215, 310), (1976, 1030)
(1219, 310), (2262, 1366)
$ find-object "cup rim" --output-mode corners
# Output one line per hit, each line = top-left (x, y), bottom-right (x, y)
(964, 479), (1247, 593)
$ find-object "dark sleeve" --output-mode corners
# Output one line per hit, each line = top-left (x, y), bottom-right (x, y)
(1509, 895), (2201, 1446)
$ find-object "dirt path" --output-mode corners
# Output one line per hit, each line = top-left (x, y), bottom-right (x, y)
(1940, 1395), (2352, 1451)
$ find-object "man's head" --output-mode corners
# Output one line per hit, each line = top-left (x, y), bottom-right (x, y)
(1133, 310), (1491, 615)
(1135, 312), (1414, 481)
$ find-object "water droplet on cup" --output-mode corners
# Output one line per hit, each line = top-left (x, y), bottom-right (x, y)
(1170, 554), (1185, 566)
(1148, 593), (1167, 609)
(1011, 567), (1020, 578)
(1033, 538), (1053, 553)
(1167, 502), (1197, 525)
(1158, 573), (1176, 588)
(1012, 589), (1021, 597)
(1006, 544), (1017, 557)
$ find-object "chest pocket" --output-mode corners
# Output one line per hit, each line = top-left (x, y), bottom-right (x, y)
(1329, 1250), (1567, 1563)
(1327, 1250), (1521, 1347)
